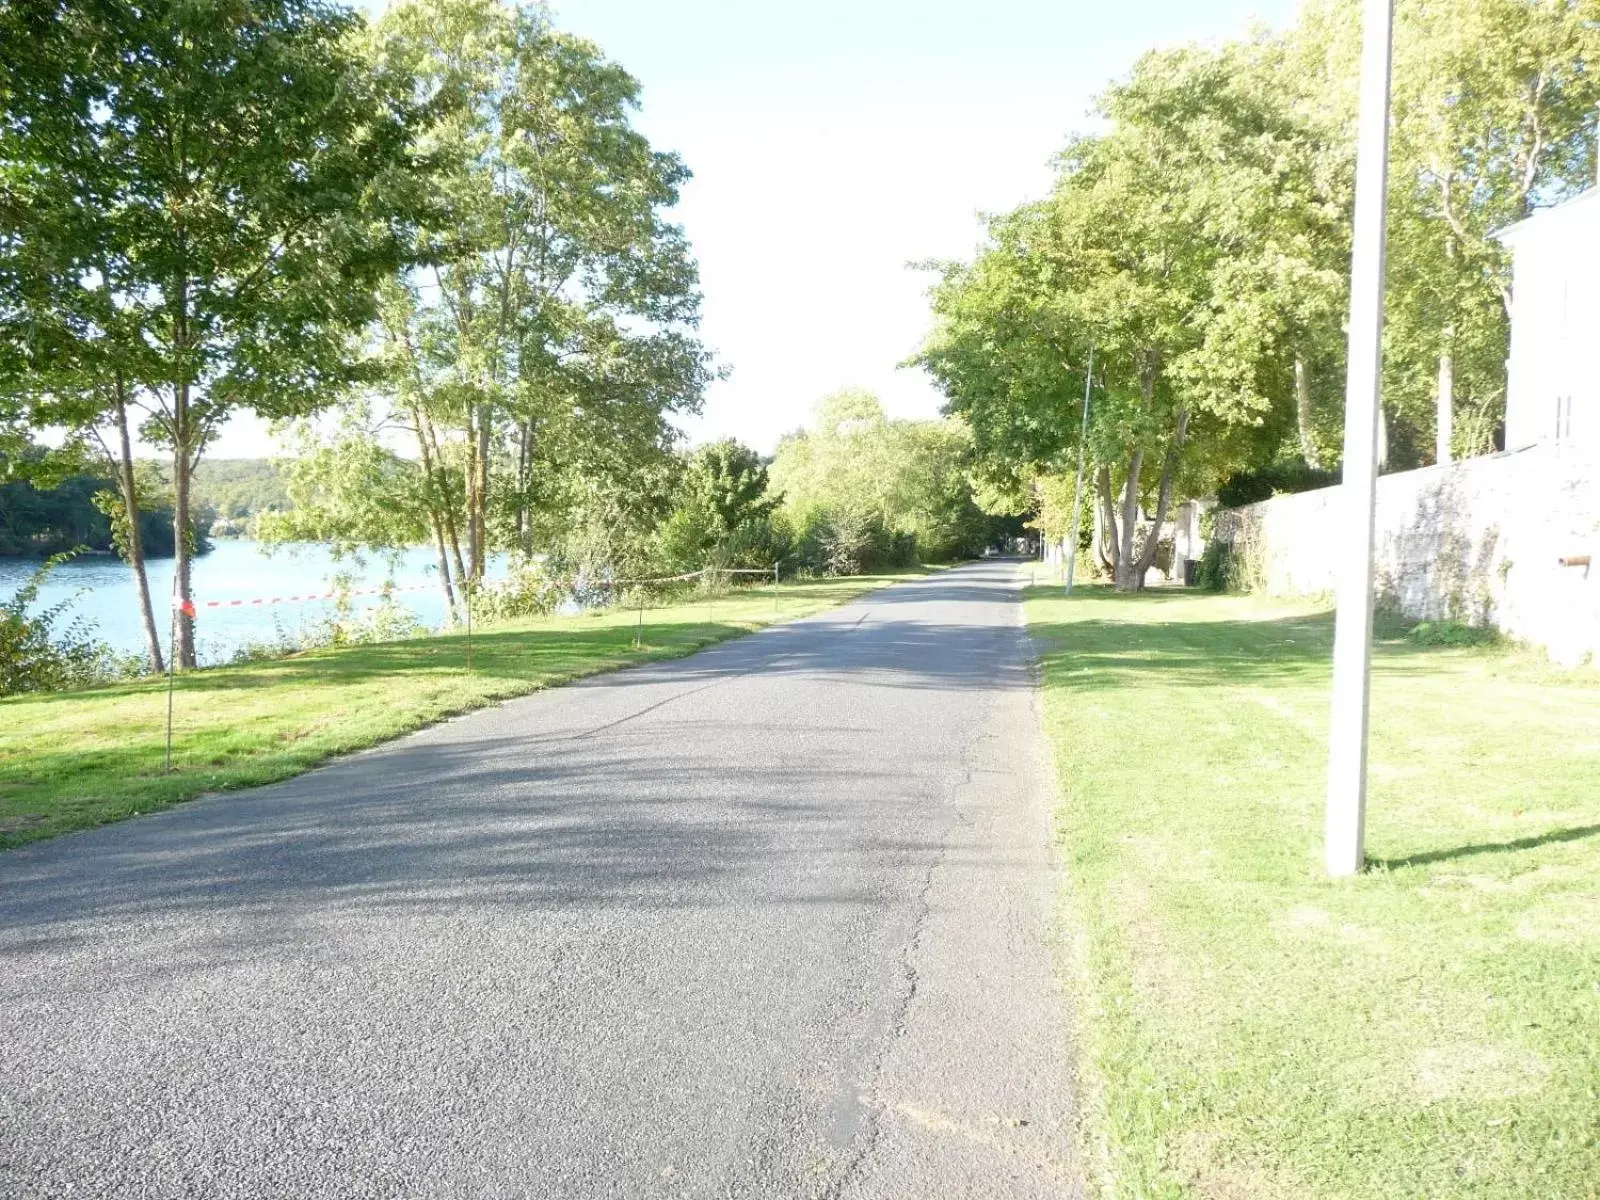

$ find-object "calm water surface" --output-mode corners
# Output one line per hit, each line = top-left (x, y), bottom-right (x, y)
(0, 540), (490, 666)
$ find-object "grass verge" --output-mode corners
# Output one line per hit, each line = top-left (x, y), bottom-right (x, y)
(1027, 585), (1600, 1199)
(3, 571), (929, 848)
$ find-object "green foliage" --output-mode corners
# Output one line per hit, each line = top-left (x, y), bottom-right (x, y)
(1402, 619), (1503, 648)
(656, 439), (782, 571)
(794, 508), (915, 578)
(260, 413), (434, 557)
(1216, 461), (1342, 508)
(770, 391), (990, 572)
(0, 0), (428, 665)
(920, 0), (1600, 575)
(1194, 537), (1265, 594)
(0, 553), (132, 695)
(1194, 541), (1235, 593)
(472, 559), (565, 623)
(190, 460), (290, 528)
(376, 0), (711, 584)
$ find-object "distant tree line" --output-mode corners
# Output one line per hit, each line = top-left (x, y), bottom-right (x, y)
(0, 452), (286, 555)
(0, 447), (210, 559)
(190, 460), (291, 534)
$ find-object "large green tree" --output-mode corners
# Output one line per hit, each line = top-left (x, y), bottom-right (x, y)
(0, 0), (423, 667)
(376, 0), (709, 594)
(1384, 0), (1600, 462)
(922, 0), (1600, 583)
(656, 438), (780, 571)
(770, 391), (988, 568)
(925, 45), (1325, 588)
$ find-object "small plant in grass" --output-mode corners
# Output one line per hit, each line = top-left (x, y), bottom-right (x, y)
(475, 559), (565, 623)
(1404, 618), (1502, 647)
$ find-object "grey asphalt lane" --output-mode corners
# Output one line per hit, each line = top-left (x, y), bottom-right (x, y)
(1, 559), (1082, 1199)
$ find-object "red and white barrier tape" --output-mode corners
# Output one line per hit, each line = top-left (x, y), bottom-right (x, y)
(591, 566), (777, 588)
(197, 565), (780, 609)
(201, 582), (436, 609)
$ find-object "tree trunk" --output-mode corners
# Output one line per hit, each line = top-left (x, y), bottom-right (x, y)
(1436, 341), (1455, 466)
(408, 403), (462, 622)
(516, 418), (534, 558)
(171, 383), (197, 670)
(420, 417), (468, 587)
(430, 513), (459, 622)
(1377, 403), (1390, 473)
(1116, 450), (1144, 591)
(1295, 354), (1320, 468)
(465, 419), (480, 586)
(1133, 410), (1190, 580)
(112, 394), (165, 673)
(469, 403), (490, 581)
(1095, 465), (1118, 575)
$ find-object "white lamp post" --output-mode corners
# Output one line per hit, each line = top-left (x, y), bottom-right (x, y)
(1065, 345), (1094, 594)
(1326, 0), (1396, 877)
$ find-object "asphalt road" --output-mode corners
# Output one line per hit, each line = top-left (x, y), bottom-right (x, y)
(1, 560), (1081, 1199)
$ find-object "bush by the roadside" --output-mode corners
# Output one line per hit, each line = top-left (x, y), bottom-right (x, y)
(473, 559), (566, 623)
(1403, 618), (1502, 648)
(792, 507), (918, 576)
(1195, 536), (1266, 593)
(1194, 540), (1235, 592)
(0, 554), (140, 695)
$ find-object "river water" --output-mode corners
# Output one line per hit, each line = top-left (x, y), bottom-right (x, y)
(0, 540), (482, 666)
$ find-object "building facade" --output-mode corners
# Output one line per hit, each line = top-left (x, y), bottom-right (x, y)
(1498, 189), (1600, 452)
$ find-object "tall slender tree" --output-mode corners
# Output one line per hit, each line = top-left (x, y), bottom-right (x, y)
(378, 0), (709, 583)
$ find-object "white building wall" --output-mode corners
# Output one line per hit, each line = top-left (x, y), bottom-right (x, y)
(1214, 443), (1600, 665)
(1502, 191), (1600, 452)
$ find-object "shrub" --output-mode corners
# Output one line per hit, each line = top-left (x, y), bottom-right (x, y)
(0, 553), (135, 695)
(1195, 537), (1265, 593)
(792, 508), (919, 576)
(1195, 541), (1235, 592)
(473, 559), (565, 623)
(814, 509), (874, 576)
(1404, 619), (1502, 648)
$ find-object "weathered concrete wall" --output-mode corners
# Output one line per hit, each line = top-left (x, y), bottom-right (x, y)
(1215, 443), (1600, 664)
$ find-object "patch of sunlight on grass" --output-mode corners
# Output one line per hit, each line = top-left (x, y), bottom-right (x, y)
(1027, 583), (1600, 1200)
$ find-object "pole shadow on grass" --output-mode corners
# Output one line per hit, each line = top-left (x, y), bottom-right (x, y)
(1370, 822), (1600, 870)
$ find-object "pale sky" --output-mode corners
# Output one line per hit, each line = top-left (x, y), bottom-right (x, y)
(208, 0), (1301, 459)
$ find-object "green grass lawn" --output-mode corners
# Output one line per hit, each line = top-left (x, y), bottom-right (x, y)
(1027, 586), (1600, 1199)
(3, 572), (925, 849)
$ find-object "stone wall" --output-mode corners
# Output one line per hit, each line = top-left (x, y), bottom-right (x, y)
(1214, 443), (1600, 664)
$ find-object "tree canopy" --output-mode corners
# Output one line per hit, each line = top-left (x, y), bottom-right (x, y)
(919, 0), (1600, 589)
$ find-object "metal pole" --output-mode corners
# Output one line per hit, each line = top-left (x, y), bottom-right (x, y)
(1326, 0), (1395, 878)
(164, 581), (177, 775)
(1065, 345), (1095, 594)
(635, 593), (645, 649)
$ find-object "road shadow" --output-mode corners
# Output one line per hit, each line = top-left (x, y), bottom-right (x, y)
(2, 561), (1038, 972)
